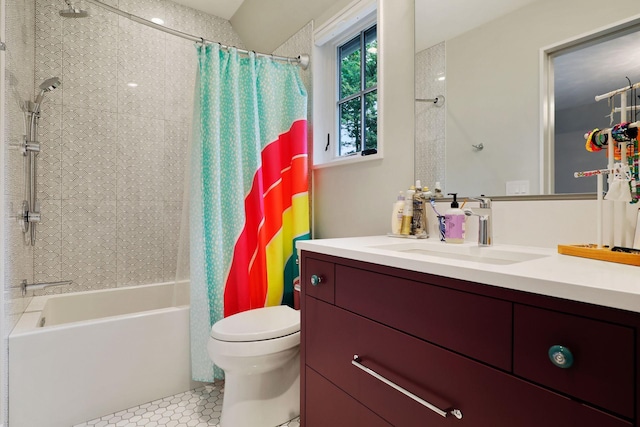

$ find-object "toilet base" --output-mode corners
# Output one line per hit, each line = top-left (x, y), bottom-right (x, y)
(220, 352), (300, 427)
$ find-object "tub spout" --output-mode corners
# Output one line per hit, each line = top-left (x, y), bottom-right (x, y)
(21, 279), (73, 296)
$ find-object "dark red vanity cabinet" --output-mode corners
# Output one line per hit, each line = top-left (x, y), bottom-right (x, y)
(300, 251), (639, 427)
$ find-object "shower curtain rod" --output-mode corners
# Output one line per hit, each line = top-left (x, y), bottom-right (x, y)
(83, 0), (310, 69)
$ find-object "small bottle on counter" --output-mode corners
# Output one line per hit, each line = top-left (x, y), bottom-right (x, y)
(434, 181), (444, 198)
(412, 181), (428, 237)
(400, 187), (415, 235)
(391, 191), (405, 235)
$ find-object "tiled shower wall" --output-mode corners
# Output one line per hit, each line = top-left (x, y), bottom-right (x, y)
(21, 1), (243, 303)
(415, 41), (446, 191)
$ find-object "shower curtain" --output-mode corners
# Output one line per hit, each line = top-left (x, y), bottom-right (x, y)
(190, 44), (309, 381)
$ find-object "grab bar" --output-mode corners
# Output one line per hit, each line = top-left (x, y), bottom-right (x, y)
(351, 355), (463, 420)
(21, 279), (73, 296)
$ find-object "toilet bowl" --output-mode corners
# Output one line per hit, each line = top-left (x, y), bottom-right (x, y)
(207, 305), (301, 427)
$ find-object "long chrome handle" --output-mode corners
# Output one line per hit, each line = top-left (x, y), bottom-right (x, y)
(352, 355), (463, 420)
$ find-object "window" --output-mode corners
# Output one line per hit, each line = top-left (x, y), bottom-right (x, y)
(312, 0), (378, 167)
(337, 25), (377, 157)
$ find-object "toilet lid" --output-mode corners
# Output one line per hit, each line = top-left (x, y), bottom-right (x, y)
(210, 305), (300, 342)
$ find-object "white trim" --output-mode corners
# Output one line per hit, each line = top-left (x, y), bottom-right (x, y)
(312, 152), (383, 170)
(314, 0), (377, 47)
(312, 0), (379, 168)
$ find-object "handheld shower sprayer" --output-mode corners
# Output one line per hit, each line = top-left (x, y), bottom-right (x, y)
(19, 76), (62, 245)
(33, 77), (62, 113)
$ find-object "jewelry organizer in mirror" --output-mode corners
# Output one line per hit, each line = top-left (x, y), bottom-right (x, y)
(414, 0), (640, 198)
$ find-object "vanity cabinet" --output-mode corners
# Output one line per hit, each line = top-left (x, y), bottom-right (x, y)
(300, 251), (639, 427)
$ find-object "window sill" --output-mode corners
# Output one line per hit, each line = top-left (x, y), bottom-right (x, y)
(313, 152), (383, 170)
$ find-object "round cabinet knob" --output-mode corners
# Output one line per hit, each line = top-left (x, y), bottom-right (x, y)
(548, 345), (574, 369)
(310, 274), (323, 286)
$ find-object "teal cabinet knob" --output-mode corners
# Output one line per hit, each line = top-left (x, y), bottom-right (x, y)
(310, 274), (323, 286)
(548, 345), (574, 369)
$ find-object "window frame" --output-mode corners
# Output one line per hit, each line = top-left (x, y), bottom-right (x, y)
(312, 0), (380, 168)
(336, 24), (377, 158)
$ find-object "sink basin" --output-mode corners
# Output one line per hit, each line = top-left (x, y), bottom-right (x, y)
(370, 241), (549, 265)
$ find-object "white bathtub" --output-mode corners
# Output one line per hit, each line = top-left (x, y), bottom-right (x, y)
(9, 281), (198, 427)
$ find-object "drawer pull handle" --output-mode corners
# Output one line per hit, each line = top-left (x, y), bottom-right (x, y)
(352, 355), (463, 420)
(548, 345), (574, 369)
(310, 274), (323, 286)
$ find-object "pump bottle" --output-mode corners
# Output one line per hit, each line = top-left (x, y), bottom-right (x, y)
(444, 193), (465, 243)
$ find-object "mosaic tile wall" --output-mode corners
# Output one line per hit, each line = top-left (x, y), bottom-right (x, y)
(26, 0), (245, 301)
(415, 42), (446, 192)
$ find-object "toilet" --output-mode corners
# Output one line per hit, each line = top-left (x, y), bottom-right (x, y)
(207, 304), (301, 427)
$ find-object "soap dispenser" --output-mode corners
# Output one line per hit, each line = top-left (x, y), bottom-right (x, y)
(444, 193), (465, 243)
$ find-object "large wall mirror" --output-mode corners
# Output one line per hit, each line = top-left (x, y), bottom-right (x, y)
(415, 0), (640, 198)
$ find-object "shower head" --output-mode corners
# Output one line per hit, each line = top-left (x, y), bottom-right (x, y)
(59, 0), (88, 18)
(33, 77), (62, 113)
(39, 77), (62, 93)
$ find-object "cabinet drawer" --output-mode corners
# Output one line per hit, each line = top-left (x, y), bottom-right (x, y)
(303, 257), (335, 304)
(514, 304), (635, 418)
(305, 297), (630, 427)
(305, 367), (391, 427)
(335, 265), (512, 370)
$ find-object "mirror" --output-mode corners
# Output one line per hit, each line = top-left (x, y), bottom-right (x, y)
(414, 0), (640, 198)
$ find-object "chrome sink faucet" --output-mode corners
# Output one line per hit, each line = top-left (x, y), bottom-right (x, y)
(463, 197), (492, 246)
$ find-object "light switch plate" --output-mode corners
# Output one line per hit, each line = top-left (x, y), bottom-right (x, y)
(506, 180), (530, 196)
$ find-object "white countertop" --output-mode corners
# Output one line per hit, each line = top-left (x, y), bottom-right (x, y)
(297, 236), (640, 314)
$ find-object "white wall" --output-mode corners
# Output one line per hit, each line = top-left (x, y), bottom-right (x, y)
(446, 0), (640, 197)
(312, 0), (415, 238)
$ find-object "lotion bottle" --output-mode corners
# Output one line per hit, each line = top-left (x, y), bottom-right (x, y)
(444, 193), (465, 243)
(391, 191), (405, 235)
(400, 188), (415, 235)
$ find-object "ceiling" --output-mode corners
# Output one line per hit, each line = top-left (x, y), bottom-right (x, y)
(173, 0), (542, 53)
(170, 0), (244, 20)
(415, 0), (539, 52)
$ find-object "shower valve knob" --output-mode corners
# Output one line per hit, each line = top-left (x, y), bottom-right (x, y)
(24, 141), (40, 154)
(27, 211), (41, 223)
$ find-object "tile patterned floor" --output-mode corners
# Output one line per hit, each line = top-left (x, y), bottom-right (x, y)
(73, 380), (301, 427)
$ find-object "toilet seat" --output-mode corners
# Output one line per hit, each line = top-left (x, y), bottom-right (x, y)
(211, 305), (300, 342)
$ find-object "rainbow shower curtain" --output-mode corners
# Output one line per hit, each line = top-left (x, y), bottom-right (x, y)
(190, 45), (309, 382)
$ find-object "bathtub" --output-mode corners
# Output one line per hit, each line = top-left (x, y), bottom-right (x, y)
(9, 281), (198, 427)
